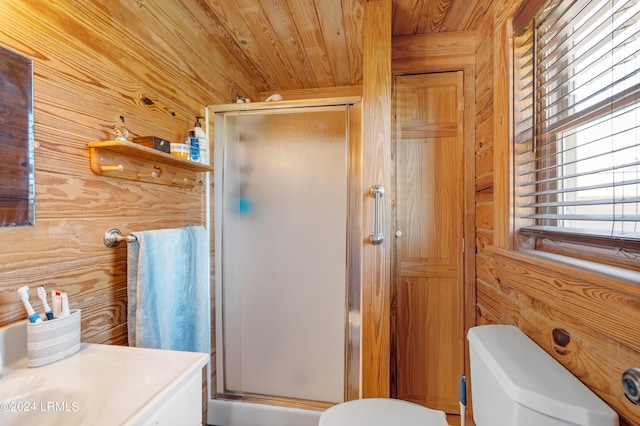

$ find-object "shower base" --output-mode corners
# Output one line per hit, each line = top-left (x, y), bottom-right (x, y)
(207, 398), (322, 426)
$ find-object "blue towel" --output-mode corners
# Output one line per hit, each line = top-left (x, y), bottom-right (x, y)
(127, 226), (210, 354)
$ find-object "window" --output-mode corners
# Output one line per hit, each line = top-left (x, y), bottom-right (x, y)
(514, 0), (640, 263)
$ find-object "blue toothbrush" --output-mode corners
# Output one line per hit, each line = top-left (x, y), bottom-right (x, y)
(38, 286), (55, 320)
(17, 286), (43, 323)
(460, 374), (467, 426)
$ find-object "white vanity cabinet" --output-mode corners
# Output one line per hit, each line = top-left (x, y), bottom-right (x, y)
(0, 321), (209, 426)
(141, 370), (202, 426)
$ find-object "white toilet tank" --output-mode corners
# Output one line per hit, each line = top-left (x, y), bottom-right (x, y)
(467, 325), (618, 426)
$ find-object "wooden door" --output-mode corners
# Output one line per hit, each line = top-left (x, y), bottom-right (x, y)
(392, 72), (465, 414)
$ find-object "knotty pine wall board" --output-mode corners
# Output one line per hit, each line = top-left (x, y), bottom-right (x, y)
(0, 1), (254, 351)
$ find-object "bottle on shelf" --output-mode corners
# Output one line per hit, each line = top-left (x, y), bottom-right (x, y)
(113, 115), (129, 141)
(192, 116), (208, 165)
(187, 130), (200, 163)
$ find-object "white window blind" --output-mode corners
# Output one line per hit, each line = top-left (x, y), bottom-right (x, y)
(515, 0), (640, 250)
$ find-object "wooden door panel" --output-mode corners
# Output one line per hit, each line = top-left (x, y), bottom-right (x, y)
(399, 262), (458, 277)
(396, 276), (462, 409)
(394, 71), (464, 414)
(397, 138), (462, 262)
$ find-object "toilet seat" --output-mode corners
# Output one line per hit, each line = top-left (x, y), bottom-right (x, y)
(319, 398), (449, 426)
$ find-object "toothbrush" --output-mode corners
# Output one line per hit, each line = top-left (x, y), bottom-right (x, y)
(17, 286), (43, 323)
(459, 374), (466, 426)
(38, 286), (54, 320)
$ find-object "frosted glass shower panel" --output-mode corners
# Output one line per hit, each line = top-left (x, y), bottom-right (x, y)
(222, 107), (348, 403)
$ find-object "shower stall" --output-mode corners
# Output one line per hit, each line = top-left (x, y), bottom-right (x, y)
(209, 98), (362, 424)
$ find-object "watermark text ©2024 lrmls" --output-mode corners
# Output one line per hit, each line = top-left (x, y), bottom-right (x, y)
(0, 400), (80, 412)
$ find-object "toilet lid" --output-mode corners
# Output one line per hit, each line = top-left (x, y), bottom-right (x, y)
(319, 398), (449, 426)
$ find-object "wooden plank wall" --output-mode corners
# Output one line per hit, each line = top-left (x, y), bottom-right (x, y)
(475, 1), (640, 425)
(0, 4), (257, 421)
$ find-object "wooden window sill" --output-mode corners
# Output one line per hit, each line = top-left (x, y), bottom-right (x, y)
(490, 247), (640, 300)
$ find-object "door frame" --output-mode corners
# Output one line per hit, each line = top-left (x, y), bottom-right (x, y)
(209, 97), (363, 408)
(390, 31), (477, 399)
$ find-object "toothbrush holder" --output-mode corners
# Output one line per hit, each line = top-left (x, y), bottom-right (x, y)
(26, 309), (81, 368)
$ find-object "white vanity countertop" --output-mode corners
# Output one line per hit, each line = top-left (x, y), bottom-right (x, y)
(0, 324), (209, 426)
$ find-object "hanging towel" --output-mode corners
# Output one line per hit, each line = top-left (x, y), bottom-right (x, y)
(127, 226), (210, 354)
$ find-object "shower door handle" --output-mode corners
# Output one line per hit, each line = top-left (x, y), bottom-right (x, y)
(369, 184), (384, 245)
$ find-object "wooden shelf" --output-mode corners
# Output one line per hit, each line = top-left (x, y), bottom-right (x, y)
(88, 140), (212, 187)
(88, 140), (212, 172)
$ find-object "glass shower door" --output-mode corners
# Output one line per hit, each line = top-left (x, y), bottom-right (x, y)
(216, 105), (350, 404)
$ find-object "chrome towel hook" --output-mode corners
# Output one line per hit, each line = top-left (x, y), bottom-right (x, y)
(369, 184), (384, 245)
(103, 228), (137, 248)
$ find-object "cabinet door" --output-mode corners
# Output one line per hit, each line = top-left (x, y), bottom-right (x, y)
(143, 372), (202, 426)
(393, 71), (465, 414)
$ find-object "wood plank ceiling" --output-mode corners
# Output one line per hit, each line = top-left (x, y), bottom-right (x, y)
(198, 0), (492, 93)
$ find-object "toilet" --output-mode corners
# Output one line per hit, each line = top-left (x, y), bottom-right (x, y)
(319, 325), (619, 426)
